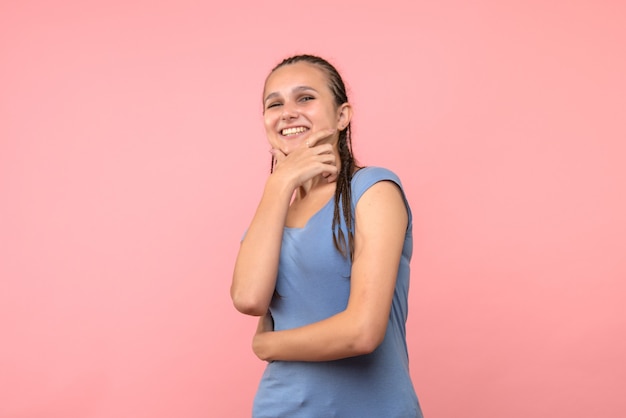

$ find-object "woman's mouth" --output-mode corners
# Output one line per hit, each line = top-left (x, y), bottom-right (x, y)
(281, 126), (309, 137)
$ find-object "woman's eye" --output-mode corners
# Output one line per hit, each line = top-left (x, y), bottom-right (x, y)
(266, 102), (281, 109)
(300, 96), (314, 102)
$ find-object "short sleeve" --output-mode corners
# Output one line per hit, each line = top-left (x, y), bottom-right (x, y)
(350, 166), (412, 226)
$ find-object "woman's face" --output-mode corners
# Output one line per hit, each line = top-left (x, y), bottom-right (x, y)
(262, 62), (349, 155)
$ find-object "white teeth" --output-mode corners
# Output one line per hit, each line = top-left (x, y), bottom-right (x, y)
(281, 126), (308, 136)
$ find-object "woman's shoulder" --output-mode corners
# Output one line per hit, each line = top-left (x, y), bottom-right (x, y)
(351, 166), (412, 223)
(350, 166), (406, 203)
(352, 166), (403, 189)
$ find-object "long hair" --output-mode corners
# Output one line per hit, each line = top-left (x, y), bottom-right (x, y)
(266, 54), (359, 260)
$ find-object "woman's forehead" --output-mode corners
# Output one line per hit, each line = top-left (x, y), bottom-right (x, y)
(264, 62), (328, 93)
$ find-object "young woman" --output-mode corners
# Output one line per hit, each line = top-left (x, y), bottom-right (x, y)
(231, 54), (423, 418)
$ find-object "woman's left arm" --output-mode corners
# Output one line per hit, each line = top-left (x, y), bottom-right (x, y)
(252, 180), (408, 362)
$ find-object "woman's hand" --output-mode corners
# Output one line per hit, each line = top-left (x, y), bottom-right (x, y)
(270, 128), (339, 189)
(253, 312), (274, 362)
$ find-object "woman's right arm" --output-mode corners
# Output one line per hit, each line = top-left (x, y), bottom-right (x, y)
(231, 129), (338, 316)
(230, 175), (294, 316)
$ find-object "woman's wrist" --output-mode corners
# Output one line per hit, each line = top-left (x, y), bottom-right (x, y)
(265, 173), (295, 202)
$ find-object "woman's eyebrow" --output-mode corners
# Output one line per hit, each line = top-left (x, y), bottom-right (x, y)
(263, 92), (279, 103)
(264, 86), (319, 103)
(293, 85), (317, 94)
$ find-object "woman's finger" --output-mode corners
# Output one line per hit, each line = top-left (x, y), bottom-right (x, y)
(270, 148), (286, 161)
(306, 128), (336, 149)
(270, 148), (287, 170)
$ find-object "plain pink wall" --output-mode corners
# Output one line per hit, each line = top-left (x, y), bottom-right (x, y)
(1, 1), (624, 417)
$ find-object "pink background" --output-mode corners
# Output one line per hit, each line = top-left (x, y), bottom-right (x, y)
(2, 1), (625, 417)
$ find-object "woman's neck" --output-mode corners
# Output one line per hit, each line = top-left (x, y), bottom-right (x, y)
(295, 175), (334, 200)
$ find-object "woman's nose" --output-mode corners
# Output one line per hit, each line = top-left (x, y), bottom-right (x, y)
(280, 102), (298, 120)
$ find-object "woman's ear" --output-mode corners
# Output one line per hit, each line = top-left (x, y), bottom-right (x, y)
(337, 103), (353, 130)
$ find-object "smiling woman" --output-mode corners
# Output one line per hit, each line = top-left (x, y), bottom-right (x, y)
(230, 54), (424, 418)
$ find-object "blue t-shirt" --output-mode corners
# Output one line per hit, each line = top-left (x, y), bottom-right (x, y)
(252, 167), (423, 418)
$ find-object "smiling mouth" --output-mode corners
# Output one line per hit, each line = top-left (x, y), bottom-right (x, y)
(281, 126), (309, 136)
